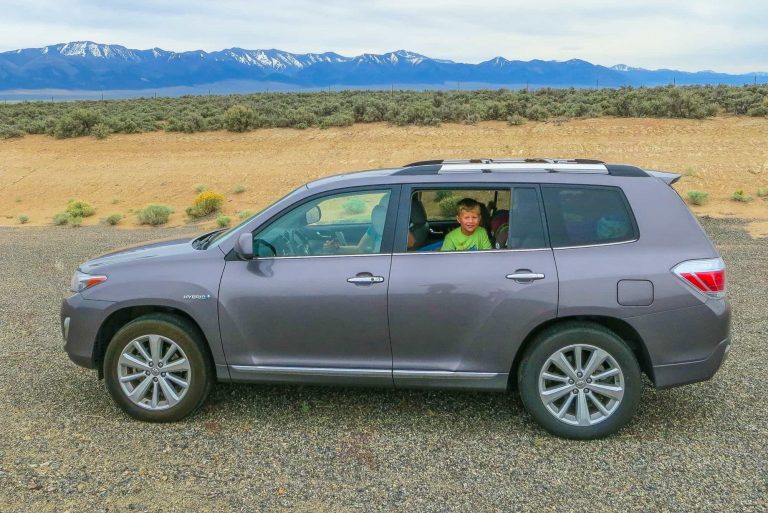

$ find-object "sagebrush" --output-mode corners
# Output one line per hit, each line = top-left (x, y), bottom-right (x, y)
(1, 85), (766, 139)
(137, 204), (173, 225)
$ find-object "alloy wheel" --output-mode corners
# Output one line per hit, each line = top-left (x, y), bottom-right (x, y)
(117, 334), (192, 411)
(538, 344), (625, 426)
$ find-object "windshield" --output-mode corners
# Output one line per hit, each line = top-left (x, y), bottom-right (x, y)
(205, 185), (308, 248)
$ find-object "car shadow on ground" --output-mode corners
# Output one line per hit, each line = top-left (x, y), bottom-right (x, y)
(47, 358), (728, 440)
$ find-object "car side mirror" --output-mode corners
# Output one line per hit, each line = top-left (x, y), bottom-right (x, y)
(235, 233), (254, 260)
(305, 206), (321, 225)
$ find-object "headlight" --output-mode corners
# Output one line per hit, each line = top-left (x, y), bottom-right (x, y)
(70, 271), (107, 293)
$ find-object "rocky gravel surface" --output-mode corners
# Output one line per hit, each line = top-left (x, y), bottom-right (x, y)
(0, 219), (765, 512)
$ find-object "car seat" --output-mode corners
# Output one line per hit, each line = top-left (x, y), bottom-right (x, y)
(490, 209), (510, 249)
(410, 197), (429, 248)
(369, 204), (387, 252)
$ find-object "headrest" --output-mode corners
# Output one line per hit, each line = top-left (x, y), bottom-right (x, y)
(410, 198), (427, 225)
(370, 204), (387, 235)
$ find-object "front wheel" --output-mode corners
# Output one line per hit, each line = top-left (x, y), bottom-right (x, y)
(517, 322), (641, 439)
(104, 314), (213, 422)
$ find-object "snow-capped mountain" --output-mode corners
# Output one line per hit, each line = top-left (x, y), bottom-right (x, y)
(0, 41), (762, 91)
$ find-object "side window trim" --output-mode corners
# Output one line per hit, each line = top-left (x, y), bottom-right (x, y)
(247, 185), (402, 259)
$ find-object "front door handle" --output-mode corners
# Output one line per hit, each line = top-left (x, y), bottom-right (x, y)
(347, 274), (385, 285)
(506, 272), (545, 282)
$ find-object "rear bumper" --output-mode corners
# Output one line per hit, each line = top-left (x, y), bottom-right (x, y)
(61, 294), (115, 369)
(652, 337), (730, 388)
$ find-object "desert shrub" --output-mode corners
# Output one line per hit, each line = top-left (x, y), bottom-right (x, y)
(238, 209), (254, 220)
(525, 104), (550, 121)
(91, 123), (110, 139)
(731, 190), (753, 202)
(105, 213), (123, 225)
(194, 183), (208, 193)
(137, 204), (173, 225)
(224, 104), (256, 132)
(187, 191), (225, 218)
(757, 187), (768, 197)
(232, 184), (246, 194)
(507, 114), (526, 126)
(319, 112), (354, 129)
(686, 190), (709, 206)
(54, 109), (101, 138)
(0, 124), (25, 139)
(394, 102), (440, 126)
(216, 214), (231, 227)
(17, 214), (29, 224)
(66, 200), (96, 218)
(53, 212), (70, 225)
(434, 190), (454, 202)
(342, 198), (367, 215)
(1, 85), (767, 141)
(285, 108), (318, 129)
(439, 196), (460, 217)
(166, 113), (206, 133)
(683, 166), (698, 177)
(69, 216), (83, 227)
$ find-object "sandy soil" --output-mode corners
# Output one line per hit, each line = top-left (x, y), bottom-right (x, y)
(1, 117), (767, 236)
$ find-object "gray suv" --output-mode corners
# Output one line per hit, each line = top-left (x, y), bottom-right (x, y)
(61, 158), (731, 439)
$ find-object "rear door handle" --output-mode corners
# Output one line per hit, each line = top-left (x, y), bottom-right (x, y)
(347, 274), (385, 285)
(506, 272), (545, 282)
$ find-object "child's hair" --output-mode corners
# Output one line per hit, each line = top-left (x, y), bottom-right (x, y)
(457, 198), (482, 216)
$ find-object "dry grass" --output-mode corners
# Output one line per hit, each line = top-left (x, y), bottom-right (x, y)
(1, 117), (767, 236)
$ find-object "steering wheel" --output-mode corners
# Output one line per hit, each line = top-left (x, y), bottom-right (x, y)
(333, 230), (348, 246)
(281, 229), (312, 256)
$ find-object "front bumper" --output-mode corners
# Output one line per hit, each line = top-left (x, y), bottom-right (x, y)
(61, 294), (115, 369)
(652, 337), (730, 388)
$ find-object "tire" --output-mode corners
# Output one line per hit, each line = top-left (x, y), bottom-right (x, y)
(104, 314), (213, 422)
(517, 322), (641, 440)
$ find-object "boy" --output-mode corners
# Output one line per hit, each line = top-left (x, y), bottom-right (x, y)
(441, 198), (492, 251)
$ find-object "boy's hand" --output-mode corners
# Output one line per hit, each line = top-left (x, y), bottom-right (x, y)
(323, 238), (340, 252)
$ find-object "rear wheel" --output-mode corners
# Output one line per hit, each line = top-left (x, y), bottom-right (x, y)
(518, 322), (641, 439)
(104, 314), (213, 422)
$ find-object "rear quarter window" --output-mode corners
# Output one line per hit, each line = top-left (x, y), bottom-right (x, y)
(542, 185), (638, 247)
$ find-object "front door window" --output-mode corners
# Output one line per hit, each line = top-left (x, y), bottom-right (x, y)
(254, 190), (392, 257)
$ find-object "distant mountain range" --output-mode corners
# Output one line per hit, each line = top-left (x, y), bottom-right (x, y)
(0, 41), (765, 93)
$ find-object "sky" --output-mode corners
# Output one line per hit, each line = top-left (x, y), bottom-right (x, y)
(0, 0), (766, 73)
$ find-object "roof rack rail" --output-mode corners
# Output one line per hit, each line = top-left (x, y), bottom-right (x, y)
(395, 159), (654, 178)
(403, 159), (445, 167)
(403, 158), (606, 167)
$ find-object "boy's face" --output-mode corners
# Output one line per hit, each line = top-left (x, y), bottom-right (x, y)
(456, 208), (481, 235)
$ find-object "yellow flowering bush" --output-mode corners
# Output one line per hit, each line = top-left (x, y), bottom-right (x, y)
(187, 191), (225, 218)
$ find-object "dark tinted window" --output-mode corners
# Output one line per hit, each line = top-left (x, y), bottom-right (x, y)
(542, 186), (637, 247)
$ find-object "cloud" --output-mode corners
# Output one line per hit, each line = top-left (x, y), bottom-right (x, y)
(0, 0), (765, 73)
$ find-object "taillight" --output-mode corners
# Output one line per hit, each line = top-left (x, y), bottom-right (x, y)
(672, 258), (726, 299)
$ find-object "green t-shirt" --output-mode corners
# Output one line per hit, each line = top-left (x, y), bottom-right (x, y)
(440, 226), (492, 251)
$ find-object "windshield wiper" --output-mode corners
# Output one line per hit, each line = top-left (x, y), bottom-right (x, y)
(192, 229), (224, 249)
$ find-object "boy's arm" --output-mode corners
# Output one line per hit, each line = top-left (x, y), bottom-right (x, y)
(440, 231), (456, 251)
(479, 228), (492, 250)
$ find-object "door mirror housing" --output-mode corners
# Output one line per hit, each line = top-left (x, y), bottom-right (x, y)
(234, 233), (254, 260)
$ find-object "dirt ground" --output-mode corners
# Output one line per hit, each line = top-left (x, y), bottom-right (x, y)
(1, 117), (767, 236)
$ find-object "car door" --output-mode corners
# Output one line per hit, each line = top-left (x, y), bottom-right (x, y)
(387, 184), (558, 390)
(219, 186), (400, 386)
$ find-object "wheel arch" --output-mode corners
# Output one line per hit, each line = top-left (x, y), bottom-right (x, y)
(94, 305), (213, 379)
(509, 315), (654, 389)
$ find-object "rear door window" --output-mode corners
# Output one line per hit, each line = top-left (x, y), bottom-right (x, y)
(542, 185), (637, 248)
(399, 186), (548, 252)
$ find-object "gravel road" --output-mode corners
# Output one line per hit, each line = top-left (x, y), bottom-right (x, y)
(0, 218), (765, 512)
